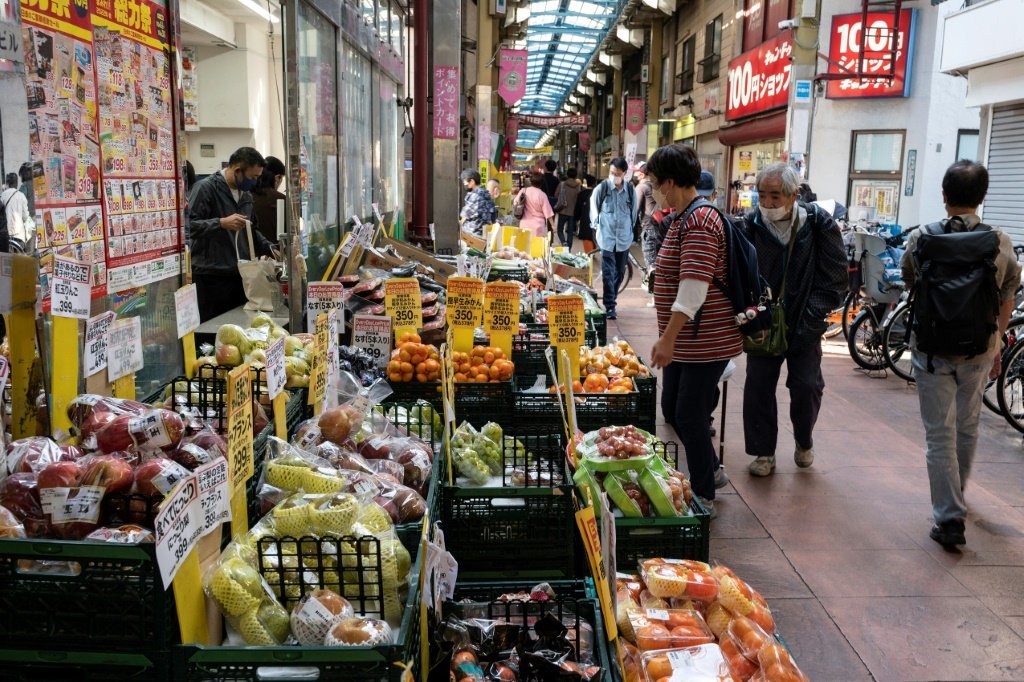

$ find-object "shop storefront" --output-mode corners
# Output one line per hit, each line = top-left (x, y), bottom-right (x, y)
(720, 33), (791, 213)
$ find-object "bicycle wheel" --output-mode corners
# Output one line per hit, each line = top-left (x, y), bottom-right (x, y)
(882, 302), (914, 382)
(997, 337), (1024, 433)
(823, 302), (847, 338)
(617, 257), (633, 294)
(985, 317), (1024, 415)
(847, 309), (887, 370)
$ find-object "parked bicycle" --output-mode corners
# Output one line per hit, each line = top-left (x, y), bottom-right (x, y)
(846, 224), (910, 371)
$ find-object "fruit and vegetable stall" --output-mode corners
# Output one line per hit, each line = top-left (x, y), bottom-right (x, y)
(0, 224), (810, 681)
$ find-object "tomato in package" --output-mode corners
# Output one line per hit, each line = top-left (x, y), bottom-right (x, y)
(639, 558), (719, 603)
(719, 630), (758, 681)
(728, 617), (771, 662)
(754, 643), (809, 682)
(628, 608), (715, 651)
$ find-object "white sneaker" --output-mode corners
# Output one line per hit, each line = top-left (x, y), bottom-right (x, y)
(646, 298), (656, 307)
(697, 497), (717, 519)
(795, 446), (814, 468)
(748, 456), (776, 477)
(713, 466), (730, 489)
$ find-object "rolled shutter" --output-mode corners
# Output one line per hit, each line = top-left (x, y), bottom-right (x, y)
(985, 104), (1024, 243)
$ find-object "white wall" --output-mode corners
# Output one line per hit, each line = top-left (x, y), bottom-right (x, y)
(808, 2), (980, 227)
(0, 72), (30, 177)
(183, 22), (285, 175)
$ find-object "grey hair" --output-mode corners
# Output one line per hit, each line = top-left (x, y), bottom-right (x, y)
(756, 162), (801, 196)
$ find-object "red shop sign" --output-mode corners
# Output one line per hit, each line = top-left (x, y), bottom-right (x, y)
(826, 9), (917, 99)
(725, 34), (792, 121)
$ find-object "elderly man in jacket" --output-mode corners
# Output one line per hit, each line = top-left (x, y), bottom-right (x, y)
(189, 147), (278, 321)
(741, 163), (848, 477)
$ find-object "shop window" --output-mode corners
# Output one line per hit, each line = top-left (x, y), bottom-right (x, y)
(660, 55), (671, 102)
(378, 74), (402, 213)
(342, 42), (373, 220)
(698, 16), (722, 83)
(742, 0), (764, 51)
(677, 35), (695, 94)
(377, 0), (390, 42)
(957, 129), (979, 162)
(848, 130), (904, 223)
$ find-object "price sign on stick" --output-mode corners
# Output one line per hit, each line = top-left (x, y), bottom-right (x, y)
(352, 314), (392, 369)
(306, 281), (346, 333)
(547, 295), (585, 384)
(226, 364), (254, 536)
(308, 313), (329, 414)
(195, 458), (232, 535)
(84, 311), (115, 377)
(384, 278), (423, 338)
(484, 282), (520, 357)
(446, 277), (484, 353)
(174, 284), (201, 377)
(265, 336), (288, 438)
(107, 317), (144, 383)
(154, 475), (202, 588)
(51, 255), (90, 319)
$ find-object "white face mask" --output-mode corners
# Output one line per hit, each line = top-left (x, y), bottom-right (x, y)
(610, 173), (624, 186)
(759, 204), (791, 223)
(652, 186), (669, 209)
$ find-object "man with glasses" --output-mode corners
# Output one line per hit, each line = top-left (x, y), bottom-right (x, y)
(189, 147), (279, 321)
(591, 157), (638, 319)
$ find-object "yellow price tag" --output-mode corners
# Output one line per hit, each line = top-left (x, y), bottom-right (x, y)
(226, 364), (254, 491)
(483, 282), (520, 356)
(384, 278), (423, 337)
(308, 313), (329, 414)
(446, 277), (484, 353)
(547, 295), (585, 383)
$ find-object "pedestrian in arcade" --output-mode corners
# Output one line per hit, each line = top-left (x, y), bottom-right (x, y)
(189, 147), (279, 322)
(575, 175), (597, 253)
(541, 159), (560, 206)
(740, 163), (847, 477)
(1, 172), (34, 253)
(514, 172), (555, 239)
(901, 160), (1020, 548)
(591, 157), (638, 319)
(646, 144), (741, 518)
(459, 170), (498, 236)
(635, 161), (660, 306)
(553, 168), (582, 248)
(252, 155), (287, 245)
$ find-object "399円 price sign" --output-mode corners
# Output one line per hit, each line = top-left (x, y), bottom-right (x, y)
(226, 364), (254, 491)
(196, 458), (231, 534)
(154, 476), (203, 588)
(384, 278), (423, 334)
(51, 256), (91, 319)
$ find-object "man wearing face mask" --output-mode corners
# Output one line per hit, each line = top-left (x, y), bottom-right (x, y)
(739, 163), (847, 477)
(189, 147), (279, 321)
(591, 157), (638, 319)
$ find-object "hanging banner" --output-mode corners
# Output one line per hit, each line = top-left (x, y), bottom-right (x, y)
(625, 98), (645, 135)
(514, 146), (553, 156)
(432, 66), (459, 139)
(505, 115), (520, 149)
(497, 48), (527, 105)
(725, 34), (793, 120)
(578, 131), (591, 153)
(826, 9), (917, 99)
(181, 46), (199, 131)
(478, 123), (492, 162)
(518, 114), (591, 130)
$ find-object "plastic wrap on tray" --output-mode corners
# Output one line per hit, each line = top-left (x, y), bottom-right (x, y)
(639, 559), (719, 603)
(640, 644), (732, 681)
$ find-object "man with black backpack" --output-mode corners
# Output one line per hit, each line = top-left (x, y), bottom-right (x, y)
(901, 160), (1020, 549)
(739, 163), (847, 478)
(591, 158), (638, 319)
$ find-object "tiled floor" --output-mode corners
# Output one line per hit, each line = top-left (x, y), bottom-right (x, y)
(607, 283), (1024, 681)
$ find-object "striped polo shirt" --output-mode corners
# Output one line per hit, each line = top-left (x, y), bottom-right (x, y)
(654, 204), (743, 363)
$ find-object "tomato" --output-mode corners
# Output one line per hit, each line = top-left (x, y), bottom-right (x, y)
(684, 570), (720, 602)
(747, 604), (776, 634)
(645, 655), (672, 680)
(452, 650), (477, 667)
(635, 623), (671, 650)
(670, 624), (714, 646)
(666, 611), (704, 630)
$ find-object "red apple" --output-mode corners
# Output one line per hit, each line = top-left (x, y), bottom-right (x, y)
(80, 411), (118, 440)
(81, 455), (134, 495)
(96, 415), (136, 454)
(0, 473), (49, 537)
(170, 443), (215, 471)
(133, 458), (192, 497)
(186, 430), (227, 457)
(128, 409), (185, 453)
(357, 435), (394, 461)
(38, 460), (84, 489)
(10, 437), (64, 474)
(67, 394), (114, 429)
(253, 402), (270, 436)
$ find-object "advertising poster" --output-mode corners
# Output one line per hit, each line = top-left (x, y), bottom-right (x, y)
(181, 45), (199, 131)
(21, 0), (181, 305)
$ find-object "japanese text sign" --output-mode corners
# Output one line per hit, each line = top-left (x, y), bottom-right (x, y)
(226, 364), (254, 491)
(826, 9), (916, 99)
(174, 284), (200, 338)
(51, 256), (91, 319)
(498, 48), (527, 105)
(433, 66), (459, 139)
(625, 98), (645, 135)
(265, 336), (286, 400)
(446, 277), (484, 330)
(106, 317), (143, 382)
(384, 278), (423, 335)
(726, 34), (792, 120)
(306, 281), (346, 333)
(154, 475), (202, 588)
(352, 315), (392, 369)
(84, 311), (115, 377)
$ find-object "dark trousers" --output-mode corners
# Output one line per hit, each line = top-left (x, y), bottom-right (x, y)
(743, 342), (825, 458)
(601, 249), (628, 312)
(662, 359), (728, 500)
(556, 214), (576, 248)
(195, 273), (247, 322)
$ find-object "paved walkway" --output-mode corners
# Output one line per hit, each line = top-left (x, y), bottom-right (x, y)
(608, 283), (1024, 681)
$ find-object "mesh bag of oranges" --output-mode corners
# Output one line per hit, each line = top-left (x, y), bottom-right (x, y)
(386, 333), (441, 383)
(450, 346), (514, 383)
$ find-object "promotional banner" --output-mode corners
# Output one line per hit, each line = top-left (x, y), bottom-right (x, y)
(826, 9), (916, 99)
(518, 114), (591, 129)
(497, 48), (527, 105)
(432, 65), (459, 139)
(725, 34), (792, 120)
(578, 131), (590, 153)
(625, 98), (645, 135)
(505, 115), (519, 149)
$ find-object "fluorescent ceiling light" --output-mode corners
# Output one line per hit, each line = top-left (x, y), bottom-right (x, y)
(236, 0), (279, 23)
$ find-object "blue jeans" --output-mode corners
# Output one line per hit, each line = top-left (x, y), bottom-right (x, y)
(662, 360), (728, 500)
(601, 249), (628, 313)
(912, 351), (990, 525)
(557, 214), (576, 248)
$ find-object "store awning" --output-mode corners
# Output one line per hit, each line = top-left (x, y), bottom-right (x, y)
(717, 110), (787, 147)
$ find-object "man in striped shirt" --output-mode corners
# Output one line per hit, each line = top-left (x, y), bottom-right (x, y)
(647, 144), (742, 518)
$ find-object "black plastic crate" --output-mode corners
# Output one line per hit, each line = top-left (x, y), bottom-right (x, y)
(507, 322), (599, 380)
(175, 551), (422, 682)
(514, 389), (643, 432)
(378, 400), (443, 449)
(0, 539), (177, 656)
(635, 374), (657, 432)
(487, 266), (529, 283)
(285, 388), (310, 435)
(383, 380), (513, 425)
(0, 649), (166, 681)
(438, 427), (575, 580)
(246, 424), (272, 528)
(614, 498), (711, 566)
(167, 365), (270, 434)
(430, 580), (612, 682)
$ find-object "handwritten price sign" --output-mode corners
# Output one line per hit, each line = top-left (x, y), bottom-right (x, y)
(154, 476), (203, 588)
(226, 364), (254, 491)
(51, 255), (91, 319)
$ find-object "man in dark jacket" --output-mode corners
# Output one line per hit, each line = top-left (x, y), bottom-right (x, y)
(541, 159), (560, 206)
(189, 147), (278, 321)
(740, 163), (847, 477)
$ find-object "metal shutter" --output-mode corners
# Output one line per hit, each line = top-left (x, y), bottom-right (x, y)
(985, 103), (1024, 244)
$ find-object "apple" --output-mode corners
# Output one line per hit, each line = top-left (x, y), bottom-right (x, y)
(293, 419), (322, 449)
(80, 411), (118, 441)
(133, 458), (192, 497)
(253, 402), (270, 436)
(216, 343), (242, 367)
(96, 415), (136, 454)
(170, 443), (215, 471)
(128, 409), (185, 453)
(81, 455), (134, 495)
(0, 473), (49, 537)
(10, 437), (64, 474)
(38, 460), (84, 490)
(319, 406), (354, 446)
(397, 447), (432, 493)
(67, 394), (111, 429)
(186, 430), (228, 457)
(357, 435), (393, 461)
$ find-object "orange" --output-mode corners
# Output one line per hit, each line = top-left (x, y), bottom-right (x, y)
(645, 655), (672, 680)
(401, 372), (413, 382)
(455, 373), (467, 382)
(416, 372), (428, 382)
(398, 349), (411, 363)
(475, 373), (488, 383)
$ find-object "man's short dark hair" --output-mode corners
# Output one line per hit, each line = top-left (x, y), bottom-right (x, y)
(228, 147), (266, 170)
(644, 144), (701, 189)
(530, 172), (544, 188)
(584, 174), (597, 187)
(19, 163), (32, 183)
(942, 160), (988, 208)
(5, 173), (18, 188)
(566, 168), (578, 179)
(544, 160), (557, 172)
(460, 169), (481, 184)
(610, 157), (628, 172)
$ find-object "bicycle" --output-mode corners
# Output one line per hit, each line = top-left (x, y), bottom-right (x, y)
(587, 241), (649, 295)
(846, 226), (908, 371)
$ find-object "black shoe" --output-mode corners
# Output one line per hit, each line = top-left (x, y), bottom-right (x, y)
(709, 425), (717, 438)
(929, 519), (966, 549)
(606, 311), (617, 320)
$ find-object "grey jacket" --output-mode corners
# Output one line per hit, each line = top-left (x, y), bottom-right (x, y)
(189, 171), (275, 277)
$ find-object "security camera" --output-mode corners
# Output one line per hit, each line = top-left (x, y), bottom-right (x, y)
(778, 18), (798, 30)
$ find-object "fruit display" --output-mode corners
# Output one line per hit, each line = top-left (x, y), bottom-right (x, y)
(616, 561), (804, 682)
(451, 346), (515, 383)
(580, 340), (652, 380)
(204, 313), (312, 389)
(385, 334), (515, 384)
(449, 421), (545, 487)
(376, 400), (442, 444)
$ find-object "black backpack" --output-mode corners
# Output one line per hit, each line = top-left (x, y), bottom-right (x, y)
(908, 220), (1000, 367)
(678, 200), (771, 337)
(0, 194), (9, 239)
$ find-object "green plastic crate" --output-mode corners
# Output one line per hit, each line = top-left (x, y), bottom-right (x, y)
(0, 649), (166, 681)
